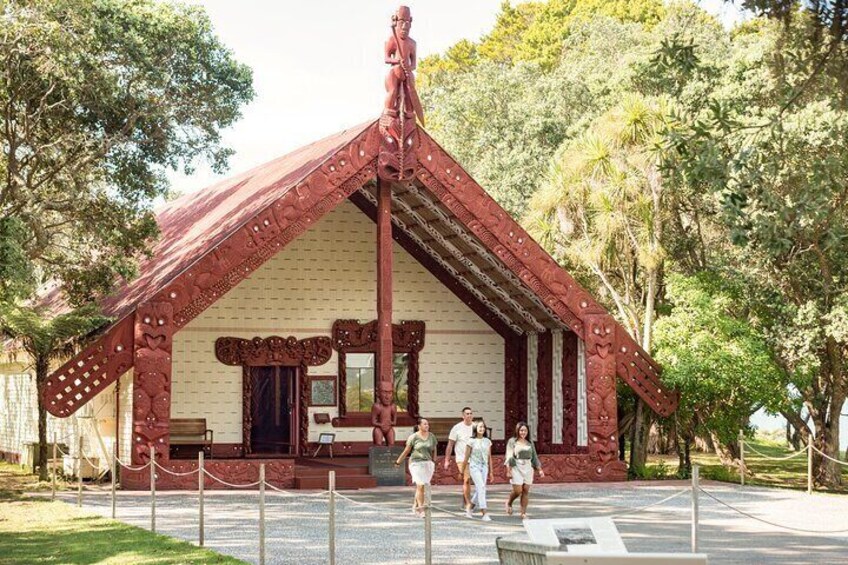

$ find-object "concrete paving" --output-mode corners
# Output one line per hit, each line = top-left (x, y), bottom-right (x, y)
(57, 481), (848, 564)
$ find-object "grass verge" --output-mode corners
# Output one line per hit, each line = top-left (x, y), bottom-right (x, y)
(0, 463), (245, 564)
(645, 439), (848, 493)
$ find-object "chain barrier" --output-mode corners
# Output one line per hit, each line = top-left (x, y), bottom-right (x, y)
(810, 445), (848, 467)
(741, 440), (808, 462)
(698, 486), (848, 534)
(607, 487), (692, 518)
(263, 483), (330, 498)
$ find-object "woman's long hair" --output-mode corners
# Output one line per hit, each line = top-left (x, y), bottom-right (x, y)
(472, 419), (489, 439)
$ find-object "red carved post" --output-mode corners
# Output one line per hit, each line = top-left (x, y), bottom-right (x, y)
(374, 178), (396, 445)
(132, 302), (173, 465)
(583, 311), (626, 479)
(561, 331), (579, 452)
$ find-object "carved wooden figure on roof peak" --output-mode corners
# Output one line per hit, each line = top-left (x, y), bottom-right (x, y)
(379, 5), (423, 182)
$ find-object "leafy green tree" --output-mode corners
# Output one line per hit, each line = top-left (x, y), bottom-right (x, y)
(653, 273), (784, 476)
(0, 305), (109, 480)
(0, 0), (254, 305)
(526, 95), (669, 470)
(664, 14), (848, 486)
(0, 0), (253, 480)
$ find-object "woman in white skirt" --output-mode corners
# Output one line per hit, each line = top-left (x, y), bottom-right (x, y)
(504, 421), (544, 519)
(459, 420), (494, 521)
(395, 417), (437, 517)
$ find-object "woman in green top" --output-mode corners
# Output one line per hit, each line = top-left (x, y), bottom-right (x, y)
(504, 421), (544, 519)
(395, 417), (437, 517)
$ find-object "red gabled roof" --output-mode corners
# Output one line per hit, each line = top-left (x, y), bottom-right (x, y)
(93, 121), (375, 323)
(43, 120), (677, 419)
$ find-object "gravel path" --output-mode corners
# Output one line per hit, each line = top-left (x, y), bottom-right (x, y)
(57, 481), (848, 564)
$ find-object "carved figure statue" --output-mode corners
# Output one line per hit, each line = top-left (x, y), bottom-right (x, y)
(378, 6), (423, 181)
(371, 382), (397, 446)
(383, 6), (423, 123)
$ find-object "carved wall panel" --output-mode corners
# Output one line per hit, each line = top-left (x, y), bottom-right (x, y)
(551, 329), (564, 445)
(584, 312), (626, 478)
(121, 458), (296, 490)
(132, 302), (173, 464)
(504, 334), (527, 437)
(561, 331), (579, 453)
(536, 331), (553, 451)
(215, 336), (332, 367)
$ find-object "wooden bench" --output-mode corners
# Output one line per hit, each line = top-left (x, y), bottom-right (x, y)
(170, 418), (214, 459)
(425, 417), (459, 442)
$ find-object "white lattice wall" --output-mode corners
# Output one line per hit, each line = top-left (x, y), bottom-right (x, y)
(172, 200), (505, 443)
(0, 367), (112, 465)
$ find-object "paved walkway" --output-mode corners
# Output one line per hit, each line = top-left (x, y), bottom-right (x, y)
(58, 481), (848, 564)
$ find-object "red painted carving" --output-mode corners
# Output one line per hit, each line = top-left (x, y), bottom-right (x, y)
(44, 317), (133, 418)
(372, 383), (397, 445)
(560, 331), (579, 453)
(584, 311), (626, 478)
(331, 319), (424, 423)
(132, 302), (173, 464)
(537, 331), (553, 451)
(504, 334), (527, 437)
(241, 367), (252, 455)
(379, 6), (421, 181)
(215, 336), (332, 367)
(413, 130), (678, 417)
(121, 458), (296, 490)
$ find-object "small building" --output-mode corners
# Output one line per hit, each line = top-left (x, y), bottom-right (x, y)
(1, 7), (676, 489)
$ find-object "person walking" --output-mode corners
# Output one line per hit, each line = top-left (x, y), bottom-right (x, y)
(395, 417), (437, 517)
(444, 406), (474, 510)
(459, 419), (493, 521)
(504, 421), (544, 519)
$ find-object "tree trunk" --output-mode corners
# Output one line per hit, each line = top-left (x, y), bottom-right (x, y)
(813, 392), (845, 488)
(629, 397), (650, 473)
(709, 431), (739, 465)
(35, 355), (49, 482)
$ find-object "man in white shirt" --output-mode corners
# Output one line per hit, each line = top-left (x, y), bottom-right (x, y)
(444, 406), (474, 510)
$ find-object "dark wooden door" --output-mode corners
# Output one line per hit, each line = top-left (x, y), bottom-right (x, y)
(250, 366), (295, 454)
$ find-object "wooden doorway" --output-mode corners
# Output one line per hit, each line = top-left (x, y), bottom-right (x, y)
(248, 366), (298, 455)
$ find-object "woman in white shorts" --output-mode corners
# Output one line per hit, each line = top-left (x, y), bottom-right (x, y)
(504, 421), (544, 519)
(395, 417), (437, 517)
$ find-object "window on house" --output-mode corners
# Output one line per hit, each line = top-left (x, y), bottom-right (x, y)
(345, 352), (409, 412)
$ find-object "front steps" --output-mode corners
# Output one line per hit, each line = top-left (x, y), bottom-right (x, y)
(294, 457), (378, 490)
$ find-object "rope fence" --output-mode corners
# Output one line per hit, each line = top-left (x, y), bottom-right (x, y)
(737, 431), (848, 494)
(53, 456), (848, 564)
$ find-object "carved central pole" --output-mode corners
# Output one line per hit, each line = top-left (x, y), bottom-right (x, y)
(373, 177), (397, 445)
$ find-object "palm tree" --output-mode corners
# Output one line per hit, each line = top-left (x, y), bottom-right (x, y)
(0, 304), (108, 480)
(525, 94), (669, 471)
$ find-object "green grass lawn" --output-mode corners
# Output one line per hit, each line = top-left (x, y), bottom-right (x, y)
(0, 463), (245, 565)
(646, 439), (848, 493)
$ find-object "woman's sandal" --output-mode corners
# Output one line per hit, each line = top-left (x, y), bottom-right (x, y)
(519, 512), (527, 520)
(505, 500), (513, 515)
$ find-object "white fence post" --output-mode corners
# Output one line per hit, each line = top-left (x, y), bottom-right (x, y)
(150, 445), (156, 533)
(77, 436), (83, 508)
(738, 430), (745, 487)
(51, 432), (57, 502)
(691, 464), (699, 553)
(424, 483), (432, 565)
(807, 440), (813, 495)
(111, 450), (117, 519)
(329, 470), (336, 565)
(259, 463), (266, 565)
(198, 451), (205, 546)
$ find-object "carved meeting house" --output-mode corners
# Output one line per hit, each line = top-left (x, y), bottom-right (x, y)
(39, 6), (677, 489)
